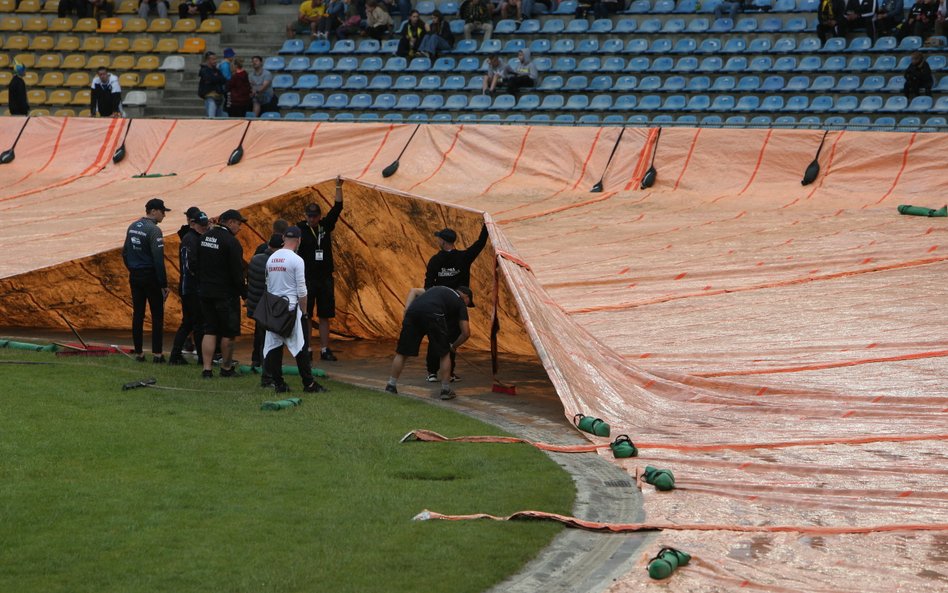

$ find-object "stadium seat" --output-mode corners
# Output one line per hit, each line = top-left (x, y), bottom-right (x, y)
(363, 74), (390, 90)
(197, 18), (222, 34)
(577, 57), (600, 73)
(466, 94), (491, 110)
(318, 74), (343, 89)
(696, 38), (721, 54)
(924, 115), (947, 127)
(734, 17), (757, 32)
(611, 95), (637, 110)
(834, 96), (858, 112)
(22, 16), (48, 33)
(444, 94), (468, 109)
(457, 57), (480, 72)
(624, 115), (648, 125)
(870, 36), (896, 52)
(440, 1), (460, 15)
(636, 95), (661, 110)
(85, 55), (109, 70)
(710, 95), (736, 111)
(515, 94), (540, 110)
(528, 114), (551, 123)
(685, 95), (711, 111)
(687, 17), (710, 33)
(623, 38), (648, 54)
(330, 40), (356, 54)
(927, 55), (946, 70)
(735, 96), (760, 111)
(685, 76), (710, 91)
(856, 75), (884, 92)
(565, 18), (589, 33)
(180, 37), (206, 54)
(748, 38), (772, 53)
(806, 95), (833, 112)
(662, 18), (685, 33)
(760, 75), (785, 91)
(773, 115), (796, 126)
(551, 38), (574, 53)
(503, 39), (526, 53)
(760, 95), (785, 111)
(264, 56), (286, 72)
(541, 18), (565, 34)
(773, 37), (796, 53)
(673, 57), (698, 73)
(907, 96), (933, 112)
(833, 75), (860, 92)
(295, 74), (320, 90)
(383, 57), (407, 71)
(105, 37), (131, 52)
(809, 75), (835, 91)
(613, 75), (637, 91)
(795, 37), (821, 53)
(896, 116), (920, 130)
(647, 38), (672, 54)
(65, 71), (90, 87)
(111, 55), (135, 70)
(723, 57), (748, 72)
(846, 37), (871, 52)
(672, 38), (697, 55)
(639, 18), (662, 33)
(278, 93), (301, 109)
(654, 0), (675, 12)
(748, 57), (773, 72)
(553, 57), (576, 72)
(700, 114), (723, 126)
(821, 55), (845, 71)
(564, 94), (590, 110)
(0, 17), (22, 32)
(577, 39), (599, 54)
(660, 95), (686, 111)
(323, 93), (347, 109)
(33, 54), (60, 71)
(123, 90), (147, 107)
(798, 55), (822, 71)
(420, 94), (444, 110)
(272, 74), (294, 89)
(883, 75), (905, 93)
(699, 56), (724, 72)
(651, 114), (674, 125)
(748, 115), (772, 127)
(130, 37), (156, 53)
(820, 37), (845, 53)
(578, 114), (601, 125)
(396, 94), (422, 110)
(709, 17), (733, 32)
(870, 116), (895, 130)
(614, 19), (637, 34)
(538, 95), (565, 110)
(279, 39), (305, 55)
(529, 39), (552, 54)
(723, 38), (747, 53)
(868, 55), (895, 72)
(626, 0), (650, 13)
(710, 75), (736, 91)
(783, 95), (808, 111)
(71, 89), (90, 105)
(158, 55), (185, 70)
(283, 112), (306, 120)
(675, 0), (697, 12)
(649, 57), (674, 72)
(172, 19), (197, 34)
(538, 75), (563, 91)
(638, 75), (661, 91)
(856, 95), (883, 112)
(417, 0), (436, 13)
(80, 37), (106, 52)
(418, 75), (441, 90)
(661, 75), (686, 92)
(589, 95), (613, 110)
(782, 16), (807, 31)
(590, 18), (613, 33)
(431, 113), (453, 122)
(393, 75), (417, 90)
(564, 75), (588, 90)
(334, 56), (359, 72)
(260, 112), (281, 119)
(38, 72), (64, 88)
(141, 73), (165, 88)
(477, 39), (501, 53)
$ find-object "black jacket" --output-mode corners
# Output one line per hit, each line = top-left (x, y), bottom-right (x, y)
(197, 225), (245, 299)
(297, 200), (343, 278)
(178, 226), (202, 295)
(198, 63), (226, 99)
(122, 216), (167, 288)
(8, 76), (29, 116)
(246, 248), (273, 315)
(424, 224), (489, 290)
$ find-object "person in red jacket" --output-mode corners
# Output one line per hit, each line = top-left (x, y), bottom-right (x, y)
(226, 58), (252, 118)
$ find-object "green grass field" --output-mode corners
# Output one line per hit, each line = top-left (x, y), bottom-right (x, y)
(0, 350), (574, 593)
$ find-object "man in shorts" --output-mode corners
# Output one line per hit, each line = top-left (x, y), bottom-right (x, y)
(385, 286), (473, 400)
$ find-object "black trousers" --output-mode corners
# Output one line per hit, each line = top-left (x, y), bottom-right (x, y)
(263, 318), (314, 388)
(129, 268), (164, 354)
(171, 291), (203, 361)
(505, 74), (535, 96)
(426, 323), (459, 376)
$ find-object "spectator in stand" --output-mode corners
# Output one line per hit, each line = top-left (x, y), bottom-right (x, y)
(90, 66), (123, 117)
(198, 51), (226, 118)
(138, 0), (170, 18)
(8, 62), (29, 116)
(499, 0), (522, 21)
(481, 53), (505, 94)
(365, 0), (393, 41)
(381, 0), (412, 22)
(218, 48), (235, 81)
(397, 10), (426, 58)
(903, 51), (934, 99)
(179, 0), (216, 20)
(59, 0), (90, 18)
(874, 0), (903, 37)
(936, 0), (947, 36)
(417, 10), (455, 58)
(333, 0), (363, 39)
(714, 0), (744, 22)
(816, 0), (847, 42)
(287, 0), (327, 38)
(503, 48), (537, 96)
(319, 0), (346, 37)
(462, 0), (494, 41)
(899, 0), (937, 38)
(249, 55), (274, 116)
(89, 0), (115, 20)
(226, 57), (252, 117)
(844, 0), (876, 39)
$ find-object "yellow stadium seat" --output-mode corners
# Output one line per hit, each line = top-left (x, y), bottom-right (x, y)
(141, 72), (165, 88)
(0, 55), (10, 69)
(105, 37), (130, 52)
(0, 36), (3, 49)
(49, 17), (73, 32)
(65, 71), (91, 87)
(111, 54), (134, 69)
(98, 17), (123, 33)
(86, 54), (110, 70)
(154, 37), (178, 52)
(0, 71), (11, 85)
(71, 89), (91, 105)
(179, 36), (205, 54)
(27, 89), (47, 105)
(73, 18), (99, 33)
(48, 89), (72, 105)
(147, 18), (172, 33)
(29, 35), (55, 51)
(118, 72), (139, 88)
(22, 17), (48, 32)
(15, 0), (42, 13)
(116, 0), (138, 13)
(130, 36), (156, 52)
(124, 17), (147, 33)
(22, 70), (39, 85)
(172, 18), (196, 33)
(54, 108), (77, 116)
(196, 18), (221, 33)
(78, 108), (91, 116)
(0, 17), (23, 32)
(62, 54), (87, 69)
(29, 108), (51, 116)
(14, 53), (36, 68)
(0, 0), (16, 11)
(5, 34), (30, 51)
(80, 36), (105, 52)
(39, 71), (65, 86)
(132, 54), (159, 70)
(0, 90), (7, 105)
(42, 0), (60, 13)
(36, 54), (63, 69)
(54, 35), (81, 51)
(217, 0), (239, 14)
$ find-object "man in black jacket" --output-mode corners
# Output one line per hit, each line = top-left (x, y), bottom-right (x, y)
(122, 198), (170, 363)
(247, 232), (283, 383)
(817, 0), (848, 41)
(169, 207), (208, 365)
(197, 209), (247, 378)
(8, 62), (29, 116)
(198, 51), (226, 118)
(91, 67), (123, 117)
(296, 176), (344, 362)
(422, 223), (488, 382)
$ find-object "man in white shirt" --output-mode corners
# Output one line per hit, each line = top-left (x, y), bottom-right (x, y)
(263, 226), (328, 393)
(91, 67), (123, 118)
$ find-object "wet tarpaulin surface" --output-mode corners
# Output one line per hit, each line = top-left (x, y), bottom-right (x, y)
(1, 117), (946, 591)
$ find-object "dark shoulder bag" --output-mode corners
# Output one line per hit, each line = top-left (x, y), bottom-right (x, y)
(252, 291), (296, 337)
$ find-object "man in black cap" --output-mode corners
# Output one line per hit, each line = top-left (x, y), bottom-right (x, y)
(385, 285), (473, 400)
(197, 209), (248, 378)
(422, 222), (488, 383)
(122, 198), (170, 362)
(169, 207), (209, 365)
(296, 175), (344, 362)
(247, 231), (283, 383)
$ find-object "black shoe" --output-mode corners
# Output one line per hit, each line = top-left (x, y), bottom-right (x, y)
(320, 348), (338, 361)
(385, 384), (398, 394)
(439, 388), (456, 400)
(303, 381), (328, 393)
(212, 354), (223, 365)
(275, 383), (291, 393)
(260, 379), (275, 388)
(220, 366), (237, 377)
(450, 374), (460, 383)
(133, 353), (146, 362)
(167, 354), (188, 365)
(201, 369), (213, 379)
(152, 355), (166, 364)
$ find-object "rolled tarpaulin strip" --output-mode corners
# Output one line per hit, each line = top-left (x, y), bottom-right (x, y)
(3, 339), (53, 351)
(897, 205), (948, 217)
(647, 547), (691, 580)
(239, 364), (326, 378)
(260, 397), (302, 411)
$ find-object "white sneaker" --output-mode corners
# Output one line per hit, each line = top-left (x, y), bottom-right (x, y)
(426, 373), (438, 383)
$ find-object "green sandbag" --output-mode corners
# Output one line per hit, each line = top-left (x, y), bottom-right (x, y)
(260, 398), (302, 411)
(647, 548), (691, 580)
(610, 434), (638, 458)
(573, 413), (610, 437)
(239, 364), (326, 378)
(2, 339), (53, 352)
(643, 465), (676, 491)
(897, 204), (948, 217)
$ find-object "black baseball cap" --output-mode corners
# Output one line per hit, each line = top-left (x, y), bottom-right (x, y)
(435, 228), (457, 243)
(267, 233), (284, 249)
(283, 225), (302, 239)
(220, 209), (248, 222)
(145, 198), (170, 213)
(185, 206), (202, 220)
(456, 286), (474, 308)
(304, 203), (321, 216)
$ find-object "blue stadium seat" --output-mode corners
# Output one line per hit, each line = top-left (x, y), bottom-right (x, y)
(305, 39), (331, 54)
(638, 75), (662, 91)
(734, 17), (758, 32)
(869, 116), (894, 130)
(782, 16), (807, 31)
(330, 40), (355, 54)
(660, 95), (687, 111)
(576, 58), (600, 73)
(624, 38), (649, 53)
(785, 75), (810, 91)
(343, 74), (368, 89)
(820, 37), (846, 53)
(530, 39), (551, 54)
(936, 78), (948, 92)
(431, 57), (455, 72)
(662, 18), (686, 33)
(675, 0), (697, 12)
(927, 55), (946, 70)
(396, 94), (421, 110)
(415, 0), (435, 13)
(577, 40), (599, 54)
(452, 39), (477, 54)
(783, 95), (808, 111)
(796, 0), (818, 11)
(795, 37), (821, 53)
(770, 56), (795, 72)
(491, 94), (516, 110)
(360, 57), (383, 72)
(383, 57), (407, 71)
(613, 75), (637, 91)
(798, 56), (822, 71)
(896, 116), (920, 130)
(760, 95), (785, 111)
(724, 115), (746, 126)
(701, 115), (723, 127)
(346, 93), (371, 109)
(444, 94), (468, 109)
(552, 39), (575, 53)
(504, 114), (527, 123)
(503, 39), (526, 53)
(539, 95), (565, 110)
(687, 17), (710, 33)
(868, 55), (895, 72)
(871, 36), (897, 52)
(578, 114), (601, 125)
(554, 57), (577, 72)
(639, 18), (662, 33)
(673, 57), (699, 72)
(355, 40), (380, 54)
(735, 96), (760, 111)
(710, 75), (736, 91)
(773, 37), (796, 52)
(357, 113), (379, 122)
(636, 95), (662, 110)
(407, 57), (431, 72)
(654, 0), (675, 12)
(381, 38), (400, 53)
(293, 74), (319, 90)
(457, 57), (480, 72)
(806, 95), (833, 112)
(845, 37), (871, 52)
(368, 74), (392, 90)
(671, 38), (697, 55)
(722, 38), (746, 53)
(748, 38), (772, 53)
(334, 56), (359, 72)
(538, 75), (564, 91)
(773, 115), (796, 126)
(418, 75), (441, 90)
(699, 56), (724, 72)
(494, 19), (517, 34)
(686, 76), (710, 91)
(285, 57), (309, 72)
(661, 75), (686, 91)
(318, 74), (343, 89)
(601, 40), (625, 55)
(650, 57), (674, 72)
(896, 55), (913, 70)
(907, 96), (933, 112)
(432, 113), (454, 121)
(626, 0), (651, 12)
(761, 75), (785, 91)
(465, 76), (482, 91)
(440, 1), (460, 15)
(590, 18), (613, 32)
(566, 18), (589, 33)
(324, 93), (348, 109)
(748, 57), (773, 72)
(383, 113), (405, 122)
(541, 18), (565, 33)
(264, 57), (286, 72)
(611, 95), (638, 110)
(528, 114), (551, 123)
(534, 57), (552, 71)
(694, 38), (720, 55)
(278, 92), (301, 108)
(821, 55), (845, 71)
(554, 114), (576, 124)
(710, 18), (733, 32)
(856, 75), (884, 92)
(554, 0), (577, 14)
(420, 94), (445, 110)
(279, 39), (305, 55)
(924, 115), (947, 127)
(834, 96), (858, 112)
(518, 19), (541, 33)
(883, 75), (905, 93)
(615, 19), (637, 33)
(685, 95), (711, 111)
(301, 93), (325, 108)
(773, 0), (794, 10)
(272, 74), (294, 89)
(515, 94), (540, 110)
(856, 96), (883, 112)
(565, 95), (590, 110)
(723, 57), (748, 72)
(589, 95), (613, 110)
(625, 115), (649, 125)
(710, 95), (736, 111)
(833, 74), (859, 92)
(393, 75), (417, 90)
(438, 75), (462, 92)
(260, 112), (281, 119)
(809, 75), (834, 91)
(588, 75), (613, 90)
(477, 39), (501, 54)
(749, 115), (772, 126)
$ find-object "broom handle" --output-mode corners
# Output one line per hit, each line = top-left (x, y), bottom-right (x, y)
(813, 130), (828, 160)
(9, 115), (31, 148)
(396, 124), (421, 160)
(649, 127), (662, 167)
